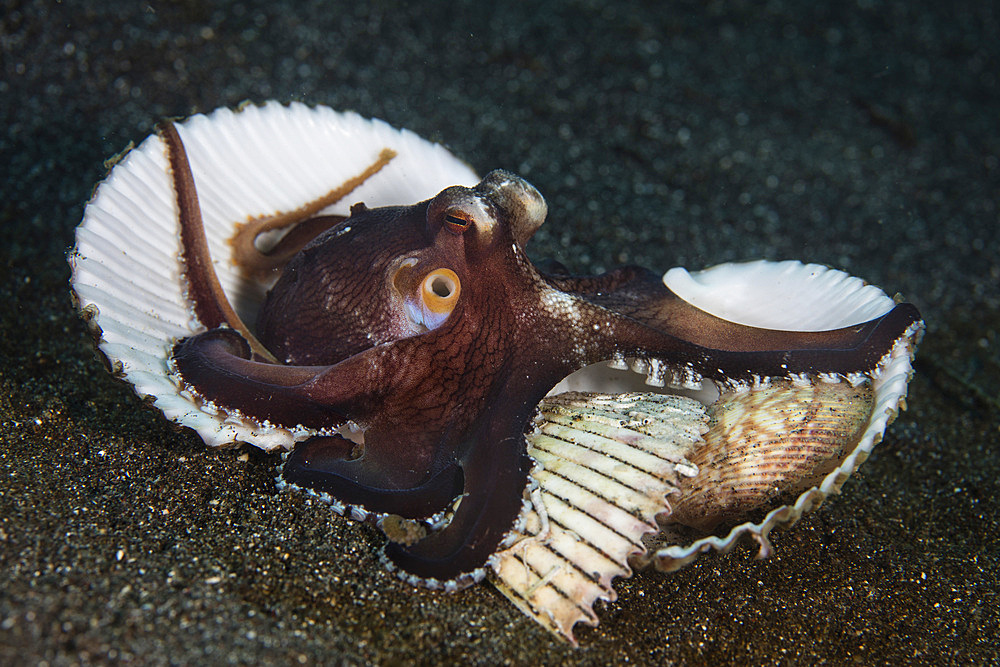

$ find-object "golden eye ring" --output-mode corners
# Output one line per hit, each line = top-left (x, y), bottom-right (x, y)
(420, 268), (461, 315)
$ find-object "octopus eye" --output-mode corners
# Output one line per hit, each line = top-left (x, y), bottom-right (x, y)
(421, 268), (461, 315)
(401, 267), (461, 332)
(444, 210), (472, 234)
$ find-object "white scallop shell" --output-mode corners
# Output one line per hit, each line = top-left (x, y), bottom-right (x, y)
(664, 260), (896, 330)
(70, 102), (478, 450)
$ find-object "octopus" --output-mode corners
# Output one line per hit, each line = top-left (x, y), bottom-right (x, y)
(70, 102), (922, 643)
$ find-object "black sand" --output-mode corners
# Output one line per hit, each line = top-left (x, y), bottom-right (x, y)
(2, 1), (997, 663)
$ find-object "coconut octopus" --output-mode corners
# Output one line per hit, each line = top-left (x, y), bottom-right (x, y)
(70, 102), (922, 644)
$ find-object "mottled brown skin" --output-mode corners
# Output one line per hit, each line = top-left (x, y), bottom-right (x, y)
(163, 124), (921, 584)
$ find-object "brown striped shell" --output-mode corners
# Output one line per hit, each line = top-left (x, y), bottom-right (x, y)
(669, 380), (875, 533)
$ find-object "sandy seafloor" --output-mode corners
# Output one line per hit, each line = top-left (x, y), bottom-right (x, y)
(1, 1), (998, 664)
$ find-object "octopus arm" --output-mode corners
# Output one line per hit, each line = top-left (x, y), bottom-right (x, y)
(282, 437), (465, 518)
(554, 267), (921, 380)
(384, 415), (533, 585)
(173, 326), (510, 529)
(172, 329), (344, 428)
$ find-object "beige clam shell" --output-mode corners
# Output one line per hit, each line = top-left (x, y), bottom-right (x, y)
(667, 379), (876, 534)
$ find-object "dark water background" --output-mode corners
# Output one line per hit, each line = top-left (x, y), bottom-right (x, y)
(2, 1), (997, 663)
